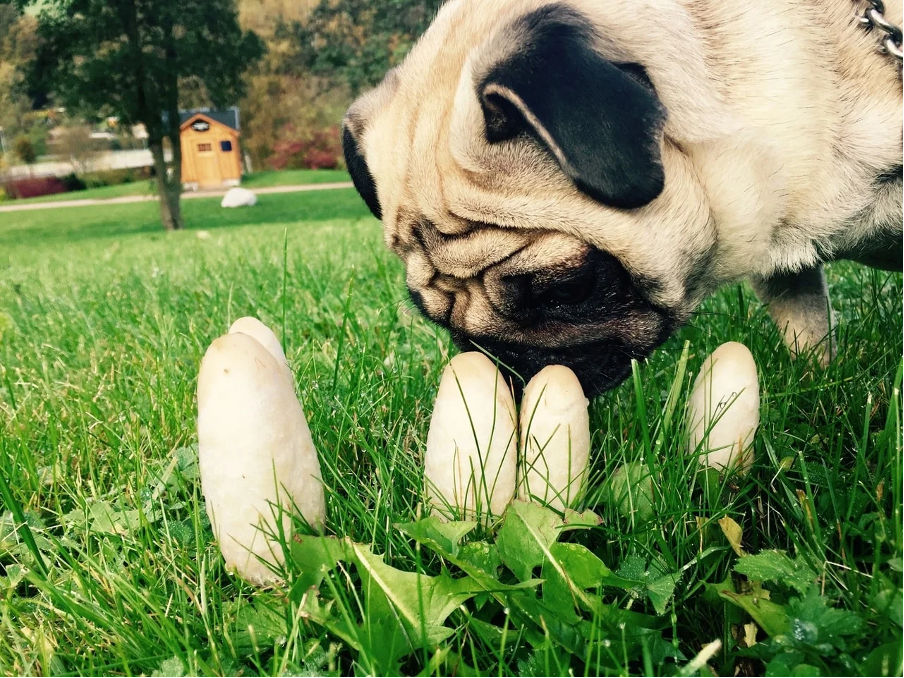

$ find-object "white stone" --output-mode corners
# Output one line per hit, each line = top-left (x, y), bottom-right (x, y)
(519, 365), (591, 510)
(687, 342), (760, 472)
(424, 352), (518, 523)
(220, 187), (257, 208)
(197, 330), (325, 584)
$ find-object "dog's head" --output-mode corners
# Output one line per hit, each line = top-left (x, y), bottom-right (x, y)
(343, 1), (720, 395)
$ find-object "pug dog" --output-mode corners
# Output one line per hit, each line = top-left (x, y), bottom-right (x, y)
(342, 0), (902, 396)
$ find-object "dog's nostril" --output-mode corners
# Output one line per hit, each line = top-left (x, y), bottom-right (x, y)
(545, 275), (594, 305)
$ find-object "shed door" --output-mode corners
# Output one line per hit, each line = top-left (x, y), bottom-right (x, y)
(194, 141), (221, 188)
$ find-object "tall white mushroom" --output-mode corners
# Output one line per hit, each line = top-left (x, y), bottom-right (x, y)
(197, 323), (325, 584)
(424, 352), (518, 523)
(228, 316), (289, 375)
(518, 365), (591, 510)
(687, 342), (760, 472)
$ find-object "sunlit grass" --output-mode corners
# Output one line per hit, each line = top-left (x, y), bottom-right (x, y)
(0, 189), (900, 675)
(1, 167), (351, 205)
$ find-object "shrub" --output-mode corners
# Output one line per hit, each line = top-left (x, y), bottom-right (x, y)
(3, 176), (68, 199)
(61, 173), (87, 192)
(13, 136), (37, 165)
(80, 167), (151, 188)
(267, 125), (342, 170)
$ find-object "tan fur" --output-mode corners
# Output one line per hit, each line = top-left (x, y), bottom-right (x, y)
(347, 0), (901, 361)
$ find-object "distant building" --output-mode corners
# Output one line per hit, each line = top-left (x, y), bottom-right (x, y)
(179, 108), (242, 190)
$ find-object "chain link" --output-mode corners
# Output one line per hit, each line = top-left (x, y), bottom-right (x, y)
(857, 0), (903, 61)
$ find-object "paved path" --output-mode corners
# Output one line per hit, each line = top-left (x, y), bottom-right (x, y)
(0, 182), (354, 214)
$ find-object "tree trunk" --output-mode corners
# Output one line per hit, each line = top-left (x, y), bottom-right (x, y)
(161, 27), (183, 231)
(149, 139), (182, 231)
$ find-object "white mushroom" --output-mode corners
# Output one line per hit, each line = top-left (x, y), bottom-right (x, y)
(197, 329), (325, 584)
(424, 352), (518, 522)
(228, 316), (289, 371)
(687, 342), (760, 472)
(518, 365), (591, 510)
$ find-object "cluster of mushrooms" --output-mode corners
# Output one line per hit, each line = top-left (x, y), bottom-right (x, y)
(197, 318), (759, 584)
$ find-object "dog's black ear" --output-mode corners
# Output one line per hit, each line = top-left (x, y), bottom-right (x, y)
(342, 117), (382, 220)
(478, 5), (666, 209)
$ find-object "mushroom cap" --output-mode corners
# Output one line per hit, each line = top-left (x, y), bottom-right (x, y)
(424, 352), (518, 521)
(687, 342), (759, 472)
(198, 331), (325, 584)
(519, 364), (591, 510)
(229, 316), (289, 370)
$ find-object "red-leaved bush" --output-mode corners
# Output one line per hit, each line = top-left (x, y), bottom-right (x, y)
(267, 125), (342, 170)
(3, 176), (68, 199)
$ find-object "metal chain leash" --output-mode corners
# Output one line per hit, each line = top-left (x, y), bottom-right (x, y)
(857, 0), (903, 60)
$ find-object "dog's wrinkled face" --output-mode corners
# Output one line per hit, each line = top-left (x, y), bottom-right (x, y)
(342, 1), (719, 395)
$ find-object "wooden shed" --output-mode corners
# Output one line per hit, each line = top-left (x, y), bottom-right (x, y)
(180, 109), (242, 190)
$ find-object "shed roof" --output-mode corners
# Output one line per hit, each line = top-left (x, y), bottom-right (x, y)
(179, 107), (240, 131)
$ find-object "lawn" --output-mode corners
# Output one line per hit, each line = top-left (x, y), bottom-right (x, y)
(0, 190), (900, 676)
(1, 168), (351, 205)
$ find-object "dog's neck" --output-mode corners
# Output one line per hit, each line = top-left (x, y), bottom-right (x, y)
(681, 0), (902, 281)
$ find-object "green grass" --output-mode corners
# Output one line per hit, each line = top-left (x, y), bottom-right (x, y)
(241, 168), (350, 188)
(2, 168), (351, 205)
(0, 191), (900, 676)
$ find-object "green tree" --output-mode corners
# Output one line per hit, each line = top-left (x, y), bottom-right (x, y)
(13, 134), (36, 165)
(21, 0), (263, 230)
(0, 5), (39, 145)
(284, 0), (443, 96)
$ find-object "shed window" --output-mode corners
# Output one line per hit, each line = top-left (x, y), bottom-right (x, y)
(197, 143), (212, 152)
(220, 140), (233, 152)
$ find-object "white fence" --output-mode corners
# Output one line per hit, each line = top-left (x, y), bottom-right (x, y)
(3, 148), (173, 179)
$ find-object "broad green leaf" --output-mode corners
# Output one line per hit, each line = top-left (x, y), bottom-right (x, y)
(301, 579), (418, 671)
(457, 541), (501, 578)
(505, 589), (586, 654)
(298, 594), (371, 659)
(496, 501), (560, 581)
(87, 501), (143, 535)
(542, 542), (612, 622)
(862, 641), (903, 677)
(735, 550), (816, 594)
(616, 554), (649, 583)
(784, 587), (862, 649)
(646, 572), (679, 616)
(291, 534), (485, 665)
(352, 543), (480, 630)
(231, 596), (287, 652)
(717, 588), (790, 637)
(871, 587), (903, 628)
(396, 516), (477, 558)
(764, 652), (815, 677)
(560, 508), (603, 531)
(615, 555), (680, 615)
(549, 542), (611, 589)
(351, 546), (482, 666)
(289, 535), (354, 599)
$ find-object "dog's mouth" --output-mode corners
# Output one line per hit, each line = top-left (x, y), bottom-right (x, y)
(449, 328), (672, 398)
